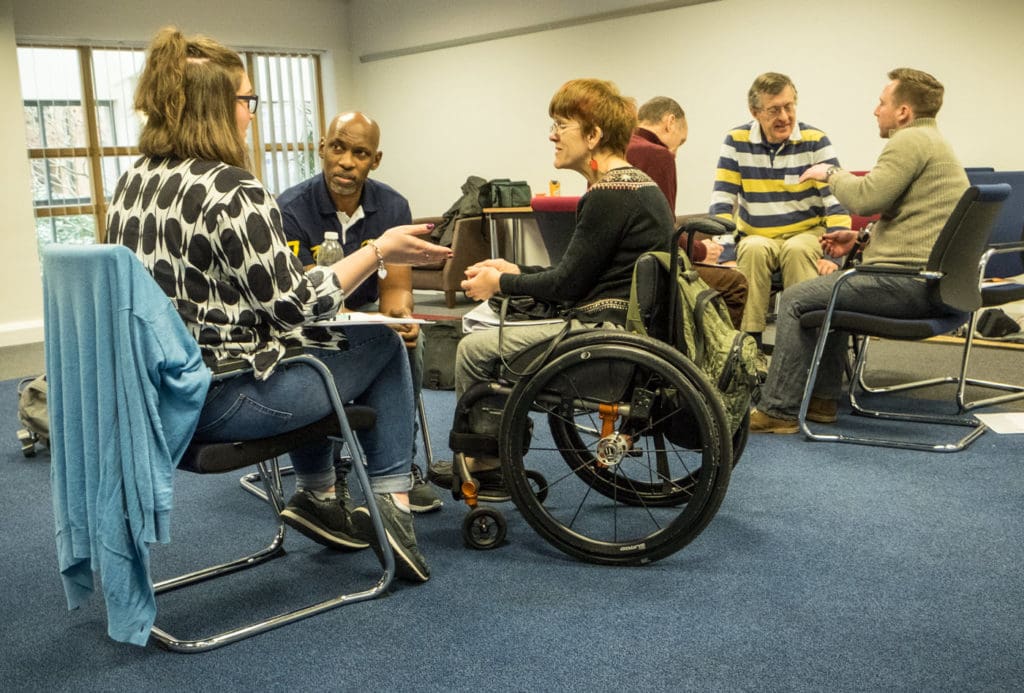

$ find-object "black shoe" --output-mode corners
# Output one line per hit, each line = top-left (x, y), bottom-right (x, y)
(426, 460), (454, 489)
(280, 489), (369, 551)
(352, 494), (431, 583)
(474, 467), (511, 503)
(408, 464), (443, 514)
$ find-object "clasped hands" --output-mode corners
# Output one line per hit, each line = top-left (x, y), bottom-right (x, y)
(461, 258), (519, 302)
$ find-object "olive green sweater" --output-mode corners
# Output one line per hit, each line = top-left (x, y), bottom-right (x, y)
(828, 118), (968, 267)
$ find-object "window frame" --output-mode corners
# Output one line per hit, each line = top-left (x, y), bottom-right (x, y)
(18, 41), (326, 244)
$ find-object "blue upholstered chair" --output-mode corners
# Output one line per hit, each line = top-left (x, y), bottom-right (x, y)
(955, 170), (1024, 410)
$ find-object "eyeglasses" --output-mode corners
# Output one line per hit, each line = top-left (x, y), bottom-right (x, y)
(236, 95), (259, 114)
(759, 103), (796, 118)
(549, 120), (580, 136)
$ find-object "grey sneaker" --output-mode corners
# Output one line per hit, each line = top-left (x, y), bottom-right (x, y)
(352, 494), (430, 583)
(408, 464), (443, 513)
(335, 474), (356, 512)
(280, 489), (369, 551)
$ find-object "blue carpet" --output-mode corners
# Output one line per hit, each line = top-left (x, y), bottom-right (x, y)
(1, 378), (1022, 691)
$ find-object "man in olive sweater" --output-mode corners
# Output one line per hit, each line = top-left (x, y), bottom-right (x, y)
(750, 67), (969, 433)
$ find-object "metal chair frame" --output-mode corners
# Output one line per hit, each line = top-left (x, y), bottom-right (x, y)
(149, 353), (396, 653)
(797, 183), (1011, 452)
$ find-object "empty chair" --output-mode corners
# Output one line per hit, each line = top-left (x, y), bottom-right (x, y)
(955, 169), (1024, 410)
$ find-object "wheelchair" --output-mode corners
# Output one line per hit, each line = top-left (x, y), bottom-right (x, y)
(447, 217), (748, 566)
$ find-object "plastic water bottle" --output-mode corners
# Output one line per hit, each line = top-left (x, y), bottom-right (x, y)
(317, 231), (344, 266)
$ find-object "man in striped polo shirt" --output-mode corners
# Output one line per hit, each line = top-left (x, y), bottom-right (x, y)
(710, 72), (851, 354)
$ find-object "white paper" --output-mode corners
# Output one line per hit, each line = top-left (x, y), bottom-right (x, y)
(461, 300), (564, 333)
(975, 412), (1024, 434)
(314, 311), (431, 327)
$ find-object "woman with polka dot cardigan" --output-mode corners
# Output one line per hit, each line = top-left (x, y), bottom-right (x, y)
(105, 27), (449, 582)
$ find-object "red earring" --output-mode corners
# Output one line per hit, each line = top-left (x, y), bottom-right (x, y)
(589, 157), (599, 171)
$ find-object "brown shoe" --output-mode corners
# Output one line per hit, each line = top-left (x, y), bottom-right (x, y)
(807, 397), (838, 424)
(749, 408), (798, 434)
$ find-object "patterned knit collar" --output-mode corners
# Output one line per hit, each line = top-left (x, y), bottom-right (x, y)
(590, 166), (655, 189)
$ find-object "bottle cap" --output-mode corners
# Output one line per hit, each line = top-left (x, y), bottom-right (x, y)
(324, 231), (339, 240)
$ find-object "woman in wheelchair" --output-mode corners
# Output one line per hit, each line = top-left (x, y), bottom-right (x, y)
(104, 27), (450, 583)
(455, 78), (675, 500)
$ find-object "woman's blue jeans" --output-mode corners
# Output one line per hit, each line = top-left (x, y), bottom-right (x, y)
(193, 325), (414, 494)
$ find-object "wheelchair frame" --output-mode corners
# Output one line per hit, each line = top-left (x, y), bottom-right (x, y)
(447, 218), (746, 565)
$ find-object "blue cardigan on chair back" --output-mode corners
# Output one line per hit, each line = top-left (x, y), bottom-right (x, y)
(43, 244), (211, 646)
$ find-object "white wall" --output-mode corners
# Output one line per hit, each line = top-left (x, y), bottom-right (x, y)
(2, 0), (1023, 345)
(348, 0), (1024, 217)
(0, 0), (41, 346)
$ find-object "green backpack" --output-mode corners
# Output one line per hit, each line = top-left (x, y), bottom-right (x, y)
(625, 250), (759, 435)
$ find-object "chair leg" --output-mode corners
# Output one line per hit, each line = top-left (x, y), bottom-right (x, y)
(444, 290), (456, 308)
(956, 311), (1024, 411)
(798, 325), (987, 453)
(240, 463), (294, 503)
(150, 355), (397, 653)
(417, 392), (434, 467)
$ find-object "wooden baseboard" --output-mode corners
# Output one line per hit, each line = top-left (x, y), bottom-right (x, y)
(925, 334), (1024, 351)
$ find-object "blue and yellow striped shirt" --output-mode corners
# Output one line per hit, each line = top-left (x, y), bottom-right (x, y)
(709, 121), (851, 238)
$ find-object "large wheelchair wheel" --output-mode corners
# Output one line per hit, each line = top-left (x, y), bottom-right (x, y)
(550, 394), (748, 507)
(499, 331), (732, 566)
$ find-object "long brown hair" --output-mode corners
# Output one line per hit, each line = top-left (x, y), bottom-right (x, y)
(135, 27), (250, 168)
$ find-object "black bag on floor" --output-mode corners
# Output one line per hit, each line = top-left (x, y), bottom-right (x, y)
(421, 321), (464, 390)
(976, 308), (1021, 338)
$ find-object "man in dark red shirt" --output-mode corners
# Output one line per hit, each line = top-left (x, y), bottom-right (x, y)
(627, 97), (748, 328)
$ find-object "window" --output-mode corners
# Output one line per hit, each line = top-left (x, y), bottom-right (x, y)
(248, 53), (324, 194)
(18, 43), (324, 253)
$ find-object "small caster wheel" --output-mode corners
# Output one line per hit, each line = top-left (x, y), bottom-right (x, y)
(525, 469), (548, 503)
(462, 506), (507, 550)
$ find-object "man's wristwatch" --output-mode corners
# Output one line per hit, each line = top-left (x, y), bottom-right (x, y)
(825, 165), (841, 179)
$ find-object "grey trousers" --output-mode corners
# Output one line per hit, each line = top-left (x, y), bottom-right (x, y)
(755, 270), (941, 420)
(455, 318), (613, 436)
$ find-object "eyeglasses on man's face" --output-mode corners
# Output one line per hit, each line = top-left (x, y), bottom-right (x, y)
(550, 120), (580, 136)
(236, 95), (259, 114)
(759, 102), (796, 118)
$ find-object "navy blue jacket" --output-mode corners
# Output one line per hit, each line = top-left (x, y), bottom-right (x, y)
(277, 174), (412, 308)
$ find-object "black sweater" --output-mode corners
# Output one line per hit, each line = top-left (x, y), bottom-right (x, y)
(501, 167), (673, 323)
